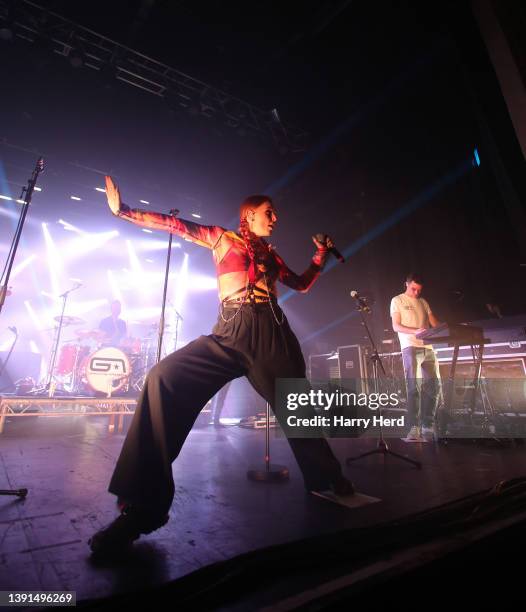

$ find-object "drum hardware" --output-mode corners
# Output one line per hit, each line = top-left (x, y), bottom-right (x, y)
(75, 328), (107, 342)
(54, 315), (86, 326)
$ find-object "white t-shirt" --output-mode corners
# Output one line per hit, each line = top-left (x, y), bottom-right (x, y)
(390, 293), (432, 349)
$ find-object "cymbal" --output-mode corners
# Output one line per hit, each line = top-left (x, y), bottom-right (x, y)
(75, 328), (107, 340)
(54, 315), (86, 326)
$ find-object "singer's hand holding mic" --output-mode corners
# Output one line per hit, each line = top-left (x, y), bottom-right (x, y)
(312, 233), (345, 263)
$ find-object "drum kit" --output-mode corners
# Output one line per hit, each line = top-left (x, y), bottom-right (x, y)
(50, 316), (164, 397)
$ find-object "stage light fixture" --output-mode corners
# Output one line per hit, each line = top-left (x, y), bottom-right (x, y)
(0, 24), (14, 43)
(66, 230), (119, 258)
(12, 254), (36, 279)
(68, 47), (85, 68)
(24, 300), (43, 330)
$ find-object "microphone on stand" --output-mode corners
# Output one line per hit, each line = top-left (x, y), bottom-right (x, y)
(350, 290), (371, 313)
(8, 326), (18, 335)
(312, 233), (345, 263)
(58, 282), (83, 298)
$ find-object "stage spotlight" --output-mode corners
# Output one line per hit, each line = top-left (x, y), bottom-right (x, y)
(126, 239), (143, 274)
(66, 230), (119, 258)
(0, 9), (14, 43)
(58, 219), (84, 234)
(68, 47), (85, 68)
(0, 25), (14, 42)
(139, 199), (150, 205)
(95, 187), (106, 193)
(24, 300), (43, 330)
(11, 254), (36, 279)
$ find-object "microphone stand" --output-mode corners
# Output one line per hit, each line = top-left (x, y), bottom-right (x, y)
(156, 210), (179, 364)
(0, 160), (41, 499)
(173, 309), (183, 353)
(0, 158), (44, 317)
(346, 297), (421, 469)
(44, 284), (81, 397)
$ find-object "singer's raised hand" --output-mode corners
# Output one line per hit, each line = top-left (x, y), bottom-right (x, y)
(312, 234), (334, 250)
(105, 175), (122, 216)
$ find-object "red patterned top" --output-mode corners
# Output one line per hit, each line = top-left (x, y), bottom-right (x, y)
(117, 204), (329, 303)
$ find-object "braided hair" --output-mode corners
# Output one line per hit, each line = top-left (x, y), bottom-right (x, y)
(238, 195), (274, 271)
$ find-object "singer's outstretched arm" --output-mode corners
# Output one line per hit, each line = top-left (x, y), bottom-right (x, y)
(105, 175), (224, 249)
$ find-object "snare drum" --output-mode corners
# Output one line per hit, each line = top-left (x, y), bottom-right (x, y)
(83, 346), (131, 395)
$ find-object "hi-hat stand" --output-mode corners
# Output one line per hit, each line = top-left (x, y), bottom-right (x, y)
(346, 294), (421, 469)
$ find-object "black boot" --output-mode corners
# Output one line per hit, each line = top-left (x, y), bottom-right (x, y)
(89, 506), (169, 558)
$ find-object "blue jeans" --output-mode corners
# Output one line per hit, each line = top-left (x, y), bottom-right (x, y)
(402, 347), (442, 428)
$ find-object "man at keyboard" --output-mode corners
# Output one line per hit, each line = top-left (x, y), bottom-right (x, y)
(390, 273), (442, 441)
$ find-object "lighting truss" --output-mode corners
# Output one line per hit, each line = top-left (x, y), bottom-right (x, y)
(0, 0), (309, 153)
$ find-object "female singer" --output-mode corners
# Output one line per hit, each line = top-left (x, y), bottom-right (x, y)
(90, 176), (353, 556)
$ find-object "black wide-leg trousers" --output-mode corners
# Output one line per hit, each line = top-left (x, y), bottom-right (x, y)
(108, 304), (343, 521)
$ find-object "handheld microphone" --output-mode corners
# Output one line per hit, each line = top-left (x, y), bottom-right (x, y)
(350, 290), (371, 313)
(312, 233), (345, 263)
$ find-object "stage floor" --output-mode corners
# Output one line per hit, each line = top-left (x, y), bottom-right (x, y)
(1, 413), (526, 604)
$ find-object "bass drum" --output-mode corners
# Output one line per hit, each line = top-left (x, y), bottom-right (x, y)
(82, 346), (131, 395)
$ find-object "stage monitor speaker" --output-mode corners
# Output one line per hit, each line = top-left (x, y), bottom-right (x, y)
(308, 353), (340, 381)
(337, 344), (368, 394)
